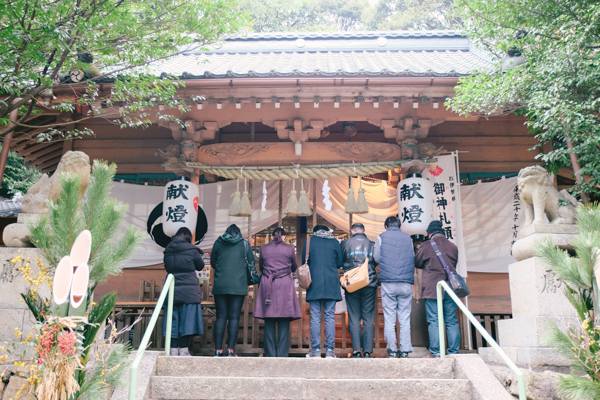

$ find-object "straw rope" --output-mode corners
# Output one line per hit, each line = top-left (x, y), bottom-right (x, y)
(185, 160), (433, 180)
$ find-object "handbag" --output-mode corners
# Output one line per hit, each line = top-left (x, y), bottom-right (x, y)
(297, 237), (312, 289)
(430, 238), (470, 298)
(244, 240), (261, 285)
(340, 258), (370, 293)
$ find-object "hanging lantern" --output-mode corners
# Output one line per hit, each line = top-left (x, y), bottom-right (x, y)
(397, 173), (433, 237)
(163, 177), (199, 237)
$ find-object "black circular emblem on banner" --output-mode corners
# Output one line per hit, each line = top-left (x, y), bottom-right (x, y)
(147, 202), (208, 248)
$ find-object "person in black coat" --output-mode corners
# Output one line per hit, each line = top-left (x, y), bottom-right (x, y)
(162, 227), (205, 356)
(301, 225), (342, 358)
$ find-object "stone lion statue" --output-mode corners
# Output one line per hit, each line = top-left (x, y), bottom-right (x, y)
(517, 165), (577, 227)
(21, 151), (91, 214)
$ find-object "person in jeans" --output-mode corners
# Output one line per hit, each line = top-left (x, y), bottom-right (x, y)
(162, 227), (205, 356)
(210, 224), (253, 357)
(302, 225), (342, 358)
(340, 223), (378, 358)
(374, 216), (415, 358)
(254, 227), (301, 357)
(415, 220), (460, 358)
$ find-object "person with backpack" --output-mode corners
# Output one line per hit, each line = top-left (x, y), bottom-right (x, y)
(210, 224), (253, 357)
(254, 227), (301, 357)
(302, 225), (343, 358)
(415, 220), (461, 358)
(162, 227), (205, 356)
(340, 223), (378, 358)
(373, 216), (415, 358)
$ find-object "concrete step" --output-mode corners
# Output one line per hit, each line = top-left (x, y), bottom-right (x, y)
(155, 356), (455, 380)
(150, 376), (472, 400)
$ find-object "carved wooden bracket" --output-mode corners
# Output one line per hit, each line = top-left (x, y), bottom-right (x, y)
(274, 119), (324, 142)
(159, 119), (218, 144)
(380, 118), (444, 143)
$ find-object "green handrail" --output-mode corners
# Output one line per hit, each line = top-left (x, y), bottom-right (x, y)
(129, 274), (175, 400)
(436, 280), (526, 400)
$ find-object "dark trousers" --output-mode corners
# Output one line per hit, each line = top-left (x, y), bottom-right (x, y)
(170, 335), (191, 349)
(264, 318), (291, 357)
(345, 286), (377, 353)
(214, 294), (245, 350)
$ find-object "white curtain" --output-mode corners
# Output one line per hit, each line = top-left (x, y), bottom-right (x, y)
(460, 176), (523, 273)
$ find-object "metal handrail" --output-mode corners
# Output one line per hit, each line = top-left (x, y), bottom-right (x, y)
(128, 274), (175, 400)
(436, 280), (526, 400)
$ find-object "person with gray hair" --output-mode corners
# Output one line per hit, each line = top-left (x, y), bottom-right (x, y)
(340, 223), (378, 358)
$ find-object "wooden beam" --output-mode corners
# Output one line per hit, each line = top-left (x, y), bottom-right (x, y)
(41, 163), (60, 174)
(80, 148), (162, 164)
(21, 142), (61, 158)
(11, 139), (38, 153)
(62, 139), (73, 154)
(72, 138), (177, 149)
(114, 163), (168, 174)
(36, 154), (63, 170)
(32, 149), (64, 166)
(458, 161), (542, 174)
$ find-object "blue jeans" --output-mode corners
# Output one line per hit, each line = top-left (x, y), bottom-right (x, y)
(425, 296), (460, 356)
(309, 300), (336, 350)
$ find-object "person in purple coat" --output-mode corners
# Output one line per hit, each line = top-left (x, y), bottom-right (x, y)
(254, 227), (301, 357)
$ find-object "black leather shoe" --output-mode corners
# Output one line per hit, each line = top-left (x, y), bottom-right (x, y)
(214, 351), (222, 357)
(363, 352), (371, 358)
(350, 351), (363, 358)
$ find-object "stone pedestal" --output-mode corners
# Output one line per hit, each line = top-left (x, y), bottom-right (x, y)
(0, 247), (47, 347)
(479, 224), (577, 372)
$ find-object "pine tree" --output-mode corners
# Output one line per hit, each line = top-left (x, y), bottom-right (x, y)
(536, 204), (600, 399)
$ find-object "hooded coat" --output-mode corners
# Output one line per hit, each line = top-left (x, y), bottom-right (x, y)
(210, 233), (252, 296)
(163, 238), (205, 305)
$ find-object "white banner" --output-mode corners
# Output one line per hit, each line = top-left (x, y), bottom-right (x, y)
(460, 176), (524, 273)
(422, 153), (468, 276)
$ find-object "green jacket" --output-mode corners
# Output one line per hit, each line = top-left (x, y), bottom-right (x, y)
(210, 233), (250, 296)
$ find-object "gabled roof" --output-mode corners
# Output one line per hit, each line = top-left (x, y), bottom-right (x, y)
(149, 30), (491, 79)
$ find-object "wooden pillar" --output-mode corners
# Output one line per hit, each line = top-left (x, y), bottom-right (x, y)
(0, 106), (19, 187)
(191, 172), (200, 244)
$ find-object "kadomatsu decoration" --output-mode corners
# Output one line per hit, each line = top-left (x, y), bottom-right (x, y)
(18, 160), (145, 399)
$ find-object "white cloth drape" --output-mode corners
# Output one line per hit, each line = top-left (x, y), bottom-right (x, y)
(460, 176), (523, 273)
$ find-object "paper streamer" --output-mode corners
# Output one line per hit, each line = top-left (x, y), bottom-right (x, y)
(261, 180), (267, 211)
(322, 179), (332, 211)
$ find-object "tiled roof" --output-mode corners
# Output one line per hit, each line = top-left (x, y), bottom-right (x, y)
(149, 30), (491, 79)
(0, 194), (22, 217)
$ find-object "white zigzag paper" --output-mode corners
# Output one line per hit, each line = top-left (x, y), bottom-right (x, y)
(261, 181), (267, 211)
(322, 180), (332, 211)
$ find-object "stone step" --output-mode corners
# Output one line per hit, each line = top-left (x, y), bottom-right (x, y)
(150, 376), (472, 400)
(155, 356), (455, 380)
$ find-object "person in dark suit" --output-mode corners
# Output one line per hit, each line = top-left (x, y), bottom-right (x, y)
(254, 227), (301, 357)
(162, 227), (205, 356)
(301, 225), (342, 358)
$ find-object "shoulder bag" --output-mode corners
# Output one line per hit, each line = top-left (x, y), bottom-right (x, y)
(244, 240), (261, 285)
(297, 237), (312, 289)
(340, 257), (370, 293)
(430, 238), (470, 298)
